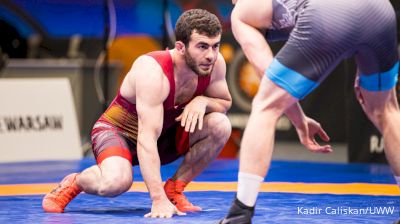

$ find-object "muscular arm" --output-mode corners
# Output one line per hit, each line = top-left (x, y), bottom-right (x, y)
(202, 54), (232, 114)
(134, 56), (170, 201)
(232, 0), (308, 128)
(231, 0), (274, 76)
(177, 54), (232, 132)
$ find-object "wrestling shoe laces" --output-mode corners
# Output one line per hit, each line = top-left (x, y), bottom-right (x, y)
(42, 173), (82, 213)
(164, 178), (202, 212)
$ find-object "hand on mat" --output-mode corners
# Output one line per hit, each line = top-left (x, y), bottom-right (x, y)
(144, 197), (186, 218)
(176, 96), (207, 133)
(295, 117), (332, 153)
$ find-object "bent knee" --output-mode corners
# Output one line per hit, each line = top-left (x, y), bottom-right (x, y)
(205, 112), (232, 143)
(358, 89), (399, 126)
(98, 174), (132, 197)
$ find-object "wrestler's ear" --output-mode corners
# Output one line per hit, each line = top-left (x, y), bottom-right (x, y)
(175, 41), (185, 55)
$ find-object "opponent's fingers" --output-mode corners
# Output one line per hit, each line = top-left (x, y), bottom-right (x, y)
(144, 212), (152, 218)
(298, 132), (309, 146)
(300, 138), (313, 148)
(312, 138), (318, 146)
(357, 91), (365, 104)
(307, 143), (332, 153)
(354, 75), (360, 88)
(354, 83), (364, 104)
(318, 145), (332, 153)
(175, 114), (182, 122)
(318, 128), (330, 142)
(189, 114), (199, 133)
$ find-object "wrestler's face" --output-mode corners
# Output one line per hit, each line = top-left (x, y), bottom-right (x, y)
(184, 30), (221, 76)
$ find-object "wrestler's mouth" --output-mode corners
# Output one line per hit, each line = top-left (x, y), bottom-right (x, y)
(200, 64), (212, 70)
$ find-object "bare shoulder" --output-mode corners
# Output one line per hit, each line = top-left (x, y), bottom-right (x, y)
(232, 0), (272, 28)
(131, 55), (164, 79)
(132, 55), (170, 102)
(210, 53), (227, 82)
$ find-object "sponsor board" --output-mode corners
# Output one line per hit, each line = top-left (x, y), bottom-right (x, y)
(0, 78), (81, 162)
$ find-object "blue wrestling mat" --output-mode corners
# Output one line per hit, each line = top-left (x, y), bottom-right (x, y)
(0, 158), (399, 223)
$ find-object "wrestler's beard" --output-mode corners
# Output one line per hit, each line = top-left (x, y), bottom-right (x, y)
(184, 50), (213, 77)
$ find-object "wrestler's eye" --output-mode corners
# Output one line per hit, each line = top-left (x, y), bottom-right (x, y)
(212, 44), (220, 50)
(199, 44), (209, 50)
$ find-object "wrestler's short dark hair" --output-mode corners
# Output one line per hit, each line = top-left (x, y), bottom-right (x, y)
(175, 9), (222, 45)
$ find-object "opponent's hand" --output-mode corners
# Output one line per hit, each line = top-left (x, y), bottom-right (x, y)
(176, 96), (207, 133)
(144, 197), (186, 218)
(295, 117), (332, 153)
(354, 76), (365, 105)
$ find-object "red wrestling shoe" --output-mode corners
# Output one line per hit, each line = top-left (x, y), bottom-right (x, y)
(42, 173), (82, 213)
(164, 178), (202, 212)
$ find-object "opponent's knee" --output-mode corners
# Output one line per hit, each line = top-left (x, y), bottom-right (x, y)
(357, 92), (390, 130)
(98, 174), (132, 197)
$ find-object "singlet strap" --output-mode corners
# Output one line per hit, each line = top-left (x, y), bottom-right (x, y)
(146, 50), (175, 109)
(194, 75), (211, 97)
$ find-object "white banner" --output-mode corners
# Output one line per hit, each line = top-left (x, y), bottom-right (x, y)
(0, 78), (82, 162)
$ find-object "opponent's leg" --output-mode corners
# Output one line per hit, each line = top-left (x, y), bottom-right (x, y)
(220, 76), (297, 224)
(356, 87), (400, 177)
(165, 112), (231, 212)
(354, 11), (400, 183)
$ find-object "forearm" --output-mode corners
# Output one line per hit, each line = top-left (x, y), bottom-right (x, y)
(240, 39), (273, 76)
(232, 20), (273, 76)
(198, 95), (231, 114)
(284, 102), (306, 128)
(137, 136), (166, 201)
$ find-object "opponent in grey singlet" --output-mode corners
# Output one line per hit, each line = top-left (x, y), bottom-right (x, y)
(265, 0), (399, 99)
(266, 0), (306, 41)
